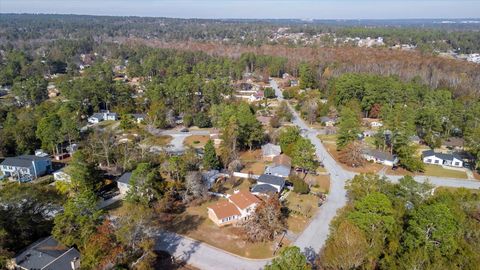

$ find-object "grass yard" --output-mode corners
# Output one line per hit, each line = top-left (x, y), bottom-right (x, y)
(142, 135), (173, 146)
(317, 134), (337, 144)
(164, 199), (279, 259)
(307, 175), (330, 193)
(421, 164), (468, 179)
(184, 135), (210, 148)
(240, 150), (268, 175)
(284, 193), (319, 234)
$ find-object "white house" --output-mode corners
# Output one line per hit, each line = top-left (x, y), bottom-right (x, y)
(320, 116), (337, 127)
(88, 111), (118, 124)
(116, 172), (132, 195)
(422, 150), (463, 168)
(252, 174), (286, 194)
(370, 121), (383, 128)
(362, 148), (399, 167)
(0, 155), (52, 182)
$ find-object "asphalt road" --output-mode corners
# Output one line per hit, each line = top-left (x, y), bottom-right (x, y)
(154, 79), (480, 269)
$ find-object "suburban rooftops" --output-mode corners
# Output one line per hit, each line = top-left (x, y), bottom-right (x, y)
(251, 184), (278, 194)
(257, 174), (286, 187)
(13, 236), (80, 270)
(422, 150), (462, 161)
(208, 201), (241, 219)
(1, 155), (50, 167)
(228, 190), (261, 210)
(362, 148), (397, 162)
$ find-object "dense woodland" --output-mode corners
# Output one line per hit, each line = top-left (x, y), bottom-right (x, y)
(319, 174), (480, 270)
(0, 14), (480, 270)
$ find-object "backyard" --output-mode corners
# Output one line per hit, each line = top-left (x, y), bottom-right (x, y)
(184, 135), (210, 149)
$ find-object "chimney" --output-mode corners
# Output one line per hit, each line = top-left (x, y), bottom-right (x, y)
(71, 257), (79, 270)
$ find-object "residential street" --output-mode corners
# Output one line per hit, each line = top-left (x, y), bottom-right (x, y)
(154, 80), (480, 270)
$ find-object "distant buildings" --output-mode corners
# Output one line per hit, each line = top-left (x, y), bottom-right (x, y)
(87, 111), (118, 124)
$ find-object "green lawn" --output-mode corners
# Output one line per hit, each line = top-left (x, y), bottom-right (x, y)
(422, 164), (468, 179)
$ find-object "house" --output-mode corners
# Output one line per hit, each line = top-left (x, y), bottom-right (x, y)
(264, 154), (292, 178)
(422, 150), (463, 168)
(207, 190), (260, 226)
(202, 170), (229, 189)
(87, 111), (118, 124)
(252, 174), (286, 195)
(362, 148), (399, 167)
(35, 149), (49, 158)
(0, 155), (52, 182)
(10, 236), (80, 270)
(261, 143), (281, 161)
(53, 168), (71, 182)
(362, 118), (383, 128)
(320, 116), (337, 127)
(116, 172), (132, 195)
(131, 113), (146, 124)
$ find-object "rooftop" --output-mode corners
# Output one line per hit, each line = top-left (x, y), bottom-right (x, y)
(362, 148), (397, 162)
(208, 201), (241, 220)
(251, 183), (278, 194)
(14, 236), (80, 270)
(229, 190), (261, 210)
(1, 155), (50, 168)
(422, 150), (462, 161)
(117, 172), (132, 184)
(261, 143), (281, 157)
(257, 174), (286, 187)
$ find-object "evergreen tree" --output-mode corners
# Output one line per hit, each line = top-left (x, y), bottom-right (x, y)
(203, 139), (220, 170)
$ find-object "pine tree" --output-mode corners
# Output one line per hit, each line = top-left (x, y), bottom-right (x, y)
(203, 139), (220, 170)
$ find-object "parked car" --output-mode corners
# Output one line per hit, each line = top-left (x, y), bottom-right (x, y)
(180, 127), (189, 132)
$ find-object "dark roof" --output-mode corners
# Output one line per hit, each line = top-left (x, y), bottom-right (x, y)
(1, 155), (50, 168)
(251, 183), (278, 194)
(320, 116), (336, 123)
(363, 149), (397, 162)
(422, 150), (462, 161)
(117, 172), (132, 185)
(257, 174), (286, 187)
(14, 236), (80, 270)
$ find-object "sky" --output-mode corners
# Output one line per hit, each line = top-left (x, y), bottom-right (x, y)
(1, 0), (479, 19)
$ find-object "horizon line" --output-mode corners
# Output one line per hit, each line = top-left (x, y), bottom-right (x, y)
(1, 12), (480, 21)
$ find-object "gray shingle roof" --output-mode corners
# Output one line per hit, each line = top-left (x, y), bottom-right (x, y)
(117, 172), (132, 185)
(257, 174), (286, 187)
(422, 150), (461, 161)
(1, 155), (50, 168)
(14, 236), (80, 270)
(261, 143), (281, 157)
(362, 149), (397, 162)
(251, 183), (278, 194)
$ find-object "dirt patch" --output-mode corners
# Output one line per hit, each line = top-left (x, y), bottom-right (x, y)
(184, 135), (210, 148)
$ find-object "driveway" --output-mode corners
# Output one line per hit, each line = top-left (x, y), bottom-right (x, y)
(147, 126), (210, 153)
(154, 80), (480, 269)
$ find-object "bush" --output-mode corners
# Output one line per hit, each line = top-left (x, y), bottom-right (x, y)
(193, 112), (212, 128)
(264, 87), (276, 98)
(290, 175), (310, 194)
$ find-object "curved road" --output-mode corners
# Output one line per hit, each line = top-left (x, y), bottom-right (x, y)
(155, 79), (480, 269)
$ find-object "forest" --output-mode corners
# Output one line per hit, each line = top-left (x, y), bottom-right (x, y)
(0, 13), (480, 270)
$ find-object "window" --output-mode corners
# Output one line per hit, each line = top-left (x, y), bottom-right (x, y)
(426, 159), (432, 163)
(435, 160), (440, 164)
(454, 162), (460, 166)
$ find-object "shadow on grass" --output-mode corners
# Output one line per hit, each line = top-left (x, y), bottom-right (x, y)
(165, 214), (205, 235)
